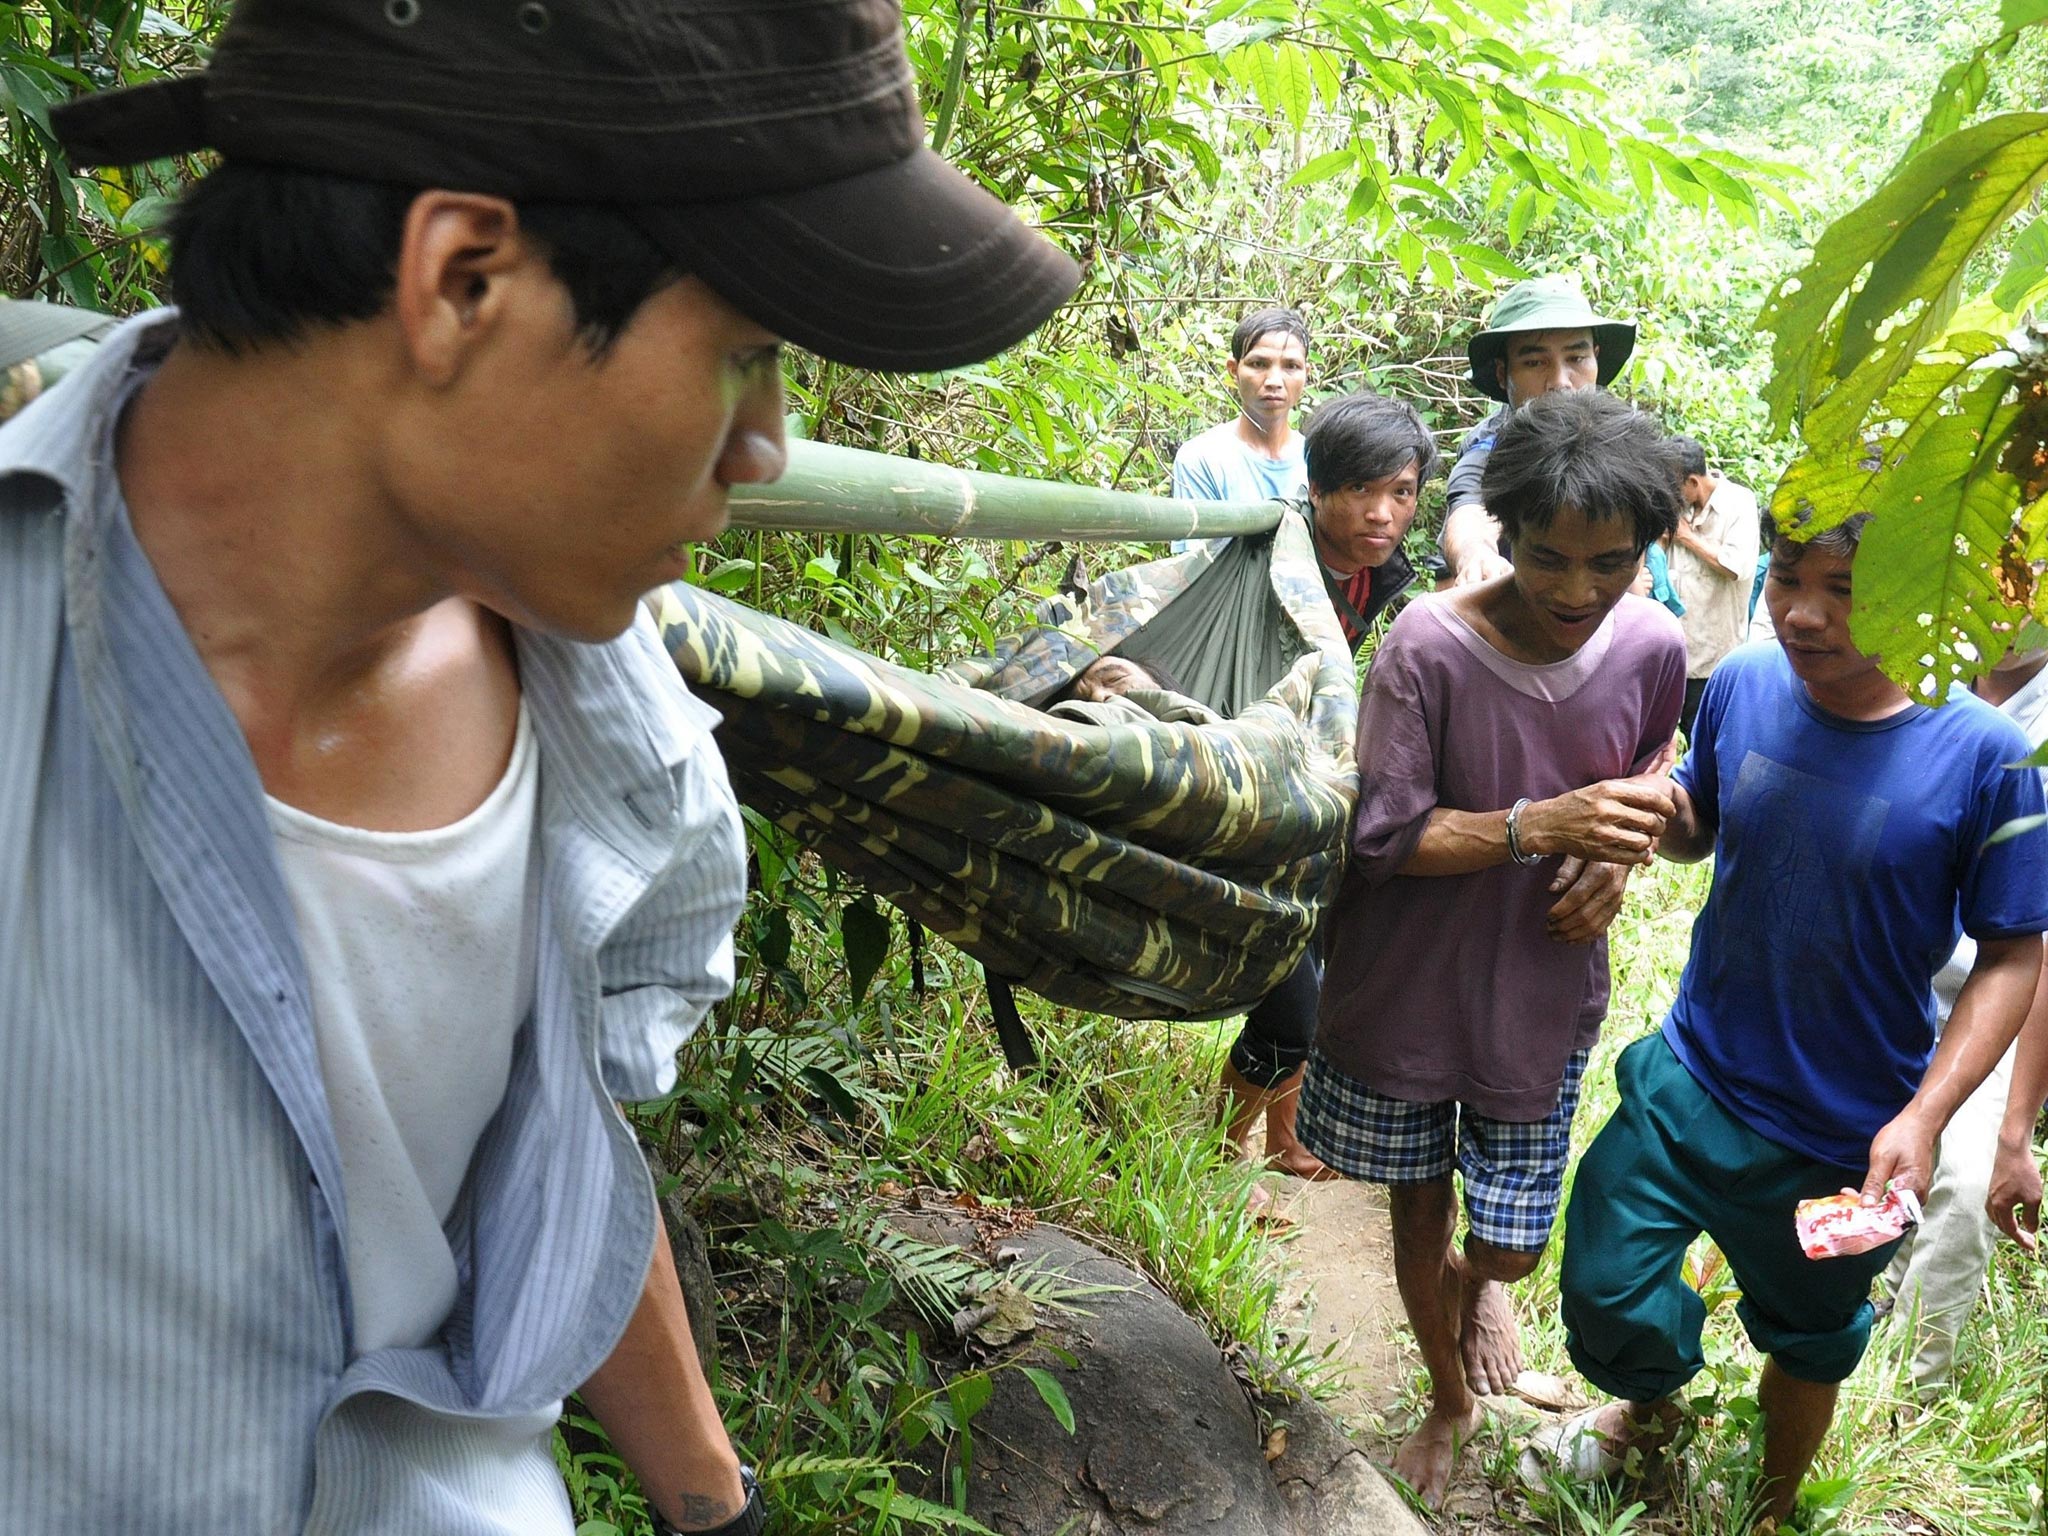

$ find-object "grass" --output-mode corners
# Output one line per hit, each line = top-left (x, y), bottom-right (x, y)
(570, 856), (2048, 1534)
(1399, 859), (2048, 1534)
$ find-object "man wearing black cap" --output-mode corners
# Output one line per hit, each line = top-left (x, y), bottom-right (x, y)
(1438, 277), (1637, 587)
(1, 4), (1075, 1533)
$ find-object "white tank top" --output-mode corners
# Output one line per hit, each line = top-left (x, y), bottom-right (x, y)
(268, 704), (540, 1356)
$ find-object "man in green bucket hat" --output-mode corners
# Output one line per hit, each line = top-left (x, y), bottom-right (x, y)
(1440, 276), (1636, 586)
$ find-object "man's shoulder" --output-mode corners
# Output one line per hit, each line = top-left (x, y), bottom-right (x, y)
(1173, 419), (1242, 463)
(1383, 590), (1448, 641)
(1711, 477), (1760, 515)
(523, 598), (728, 789)
(1709, 637), (1783, 683)
(1932, 684), (2036, 763)
(1455, 406), (1509, 457)
(1609, 591), (1687, 656)
(0, 309), (174, 496)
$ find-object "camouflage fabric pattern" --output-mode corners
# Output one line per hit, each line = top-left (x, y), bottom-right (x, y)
(940, 536), (1220, 700)
(658, 506), (1359, 1020)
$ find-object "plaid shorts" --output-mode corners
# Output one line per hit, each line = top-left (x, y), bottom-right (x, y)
(1297, 1047), (1590, 1254)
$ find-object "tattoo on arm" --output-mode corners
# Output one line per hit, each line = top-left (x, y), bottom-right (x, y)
(669, 1490), (741, 1528)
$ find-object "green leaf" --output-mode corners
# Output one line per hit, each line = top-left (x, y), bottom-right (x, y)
(1286, 147), (1353, 188)
(0, 64), (58, 130)
(1453, 242), (1528, 282)
(852, 1488), (1001, 1532)
(1236, 39), (1311, 134)
(799, 1063), (861, 1120)
(1273, 41), (1313, 133)
(1343, 172), (1381, 222)
(119, 194), (177, 234)
(1204, 16), (1286, 55)
(2003, 0), (2048, 32)
(1467, 38), (1527, 72)
(1762, 113), (2048, 439)
(1904, 50), (2002, 168)
(1848, 371), (2028, 703)
(758, 905), (793, 969)
(1021, 1367), (1076, 1434)
(1994, 216), (2048, 312)
(1507, 184), (1539, 246)
(1770, 331), (2007, 537)
(696, 557), (759, 593)
(948, 1370), (995, 1424)
(1986, 812), (2048, 847)
(1395, 230), (1424, 281)
(840, 895), (892, 1007)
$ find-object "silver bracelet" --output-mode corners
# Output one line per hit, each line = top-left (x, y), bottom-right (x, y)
(1505, 797), (1542, 865)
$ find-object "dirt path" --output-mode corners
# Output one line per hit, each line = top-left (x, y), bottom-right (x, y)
(1265, 1178), (1411, 1421)
(1259, 1173), (1581, 1531)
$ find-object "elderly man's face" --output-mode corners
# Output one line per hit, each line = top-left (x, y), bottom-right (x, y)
(1071, 655), (1158, 702)
(1497, 328), (1598, 409)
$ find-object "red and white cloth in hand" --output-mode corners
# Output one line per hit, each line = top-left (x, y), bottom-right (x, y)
(1795, 1186), (1922, 1260)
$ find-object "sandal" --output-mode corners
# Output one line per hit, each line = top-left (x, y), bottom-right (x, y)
(1517, 1403), (1694, 1490)
(1518, 1406), (1625, 1488)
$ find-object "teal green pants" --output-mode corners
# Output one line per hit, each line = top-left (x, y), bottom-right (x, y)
(1561, 1032), (1901, 1403)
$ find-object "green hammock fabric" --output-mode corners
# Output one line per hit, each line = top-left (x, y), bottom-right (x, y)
(658, 505), (1359, 1020)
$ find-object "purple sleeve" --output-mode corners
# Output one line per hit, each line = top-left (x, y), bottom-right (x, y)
(1630, 626), (1687, 773)
(1350, 619), (1441, 885)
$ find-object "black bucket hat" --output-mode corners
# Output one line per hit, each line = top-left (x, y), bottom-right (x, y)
(51, 0), (1080, 373)
(1466, 276), (1635, 403)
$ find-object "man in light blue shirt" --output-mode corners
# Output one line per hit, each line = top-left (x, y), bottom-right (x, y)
(3, 3), (1076, 1533)
(1169, 307), (1311, 551)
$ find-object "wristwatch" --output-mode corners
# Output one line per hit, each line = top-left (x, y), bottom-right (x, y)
(651, 1465), (765, 1536)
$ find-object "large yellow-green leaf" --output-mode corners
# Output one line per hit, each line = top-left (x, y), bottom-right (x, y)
(1760, 113), (2048, 440)
(1770, 331), (2008, 537)
(1850, 371), (2028, 703)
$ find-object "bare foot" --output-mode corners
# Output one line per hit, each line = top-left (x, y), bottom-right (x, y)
(1243, 1181), (1296, 1229)
(1459, 1275), (1522, 1397)
(1392, 1400), (1484, 1509)
(1266, 1141), (1342, 1180)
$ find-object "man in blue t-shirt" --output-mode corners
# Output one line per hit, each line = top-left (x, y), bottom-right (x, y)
(1536, 513), (2048, 1525)
(1168, 307), (1310, 553)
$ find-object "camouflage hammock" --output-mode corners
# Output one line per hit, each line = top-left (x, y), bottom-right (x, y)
(657, 505), (1359, 1034)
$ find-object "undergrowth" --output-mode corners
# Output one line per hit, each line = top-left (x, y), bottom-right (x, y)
(564, 857), (2046, 1535)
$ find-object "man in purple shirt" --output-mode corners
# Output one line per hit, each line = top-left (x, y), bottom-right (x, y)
(1298, 390), (1686, 1508)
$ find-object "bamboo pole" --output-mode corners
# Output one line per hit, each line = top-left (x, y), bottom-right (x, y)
(726, 438), (1285, 543)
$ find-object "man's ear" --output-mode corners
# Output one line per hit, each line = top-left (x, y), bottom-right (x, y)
(1226, 356), (1242, 383)
(392, 191), (534, 387)
(1494, 357), (1508, 394)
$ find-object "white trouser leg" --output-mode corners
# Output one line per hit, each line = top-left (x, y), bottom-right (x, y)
(1882, 1041), (2016, 1395)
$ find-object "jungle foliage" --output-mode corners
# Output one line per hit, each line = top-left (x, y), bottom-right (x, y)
(8, 2), (2047, 1532)
(1762, 0), (2048, 702)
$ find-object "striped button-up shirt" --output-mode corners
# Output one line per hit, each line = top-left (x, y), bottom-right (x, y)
(0, 313), (747, 1531)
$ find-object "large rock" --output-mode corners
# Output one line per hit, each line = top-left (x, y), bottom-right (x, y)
(651, 1151), (719, 1381)
(892, 1211), (1426, 1536)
